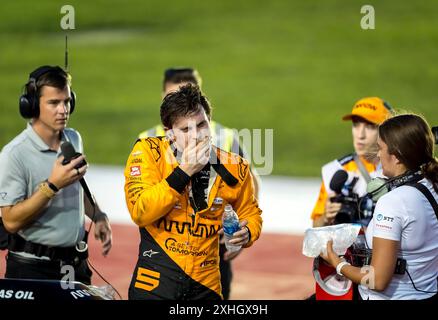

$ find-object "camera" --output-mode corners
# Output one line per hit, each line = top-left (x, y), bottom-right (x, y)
(331, 190), (360, 224)
(332, 190), (375, 225)
(329, 171), (362, 224)
(329, 170), (376, 225)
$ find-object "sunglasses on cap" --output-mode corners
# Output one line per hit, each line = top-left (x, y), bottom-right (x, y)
(383, 101), (393, 112)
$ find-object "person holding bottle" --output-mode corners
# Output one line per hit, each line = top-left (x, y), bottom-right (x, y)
(124, 84), (262, 300)
(222, 204), (243, 253)
(137, 67), (261, 299)
(321, 114), (438, 300)
(309, 96), (393, 300)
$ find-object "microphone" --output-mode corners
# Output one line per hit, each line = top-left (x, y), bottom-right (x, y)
(61, 141), (95, 207)
(329, 170), (348, 194)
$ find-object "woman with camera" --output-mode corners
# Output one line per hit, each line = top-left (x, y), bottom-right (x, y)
(321, 113), (438, 300)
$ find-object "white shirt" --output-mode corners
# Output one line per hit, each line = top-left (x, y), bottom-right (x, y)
(359, 178), (438, 300)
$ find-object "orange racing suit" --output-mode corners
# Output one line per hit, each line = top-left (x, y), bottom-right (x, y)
(124, 137), (262, 300)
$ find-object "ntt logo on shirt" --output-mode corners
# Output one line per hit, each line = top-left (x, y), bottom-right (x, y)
(376, 214), (394, 222)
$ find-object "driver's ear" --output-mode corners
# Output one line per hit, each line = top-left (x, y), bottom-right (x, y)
(165, 128), (175, 142)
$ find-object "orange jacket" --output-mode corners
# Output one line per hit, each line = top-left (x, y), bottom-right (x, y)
(124, 137), (262, 296)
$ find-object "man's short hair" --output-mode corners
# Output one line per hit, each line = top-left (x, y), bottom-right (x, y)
(33, 67), (71, 98)
(160, 83), (212, 128)
(162, 67), (202, 91)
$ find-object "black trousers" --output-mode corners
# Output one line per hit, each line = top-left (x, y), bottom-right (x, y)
(219, 243), (233, 300)
(5, 252), (92, 285)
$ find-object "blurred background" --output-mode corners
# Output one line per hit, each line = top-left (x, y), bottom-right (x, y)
(0, 0), (437, 299)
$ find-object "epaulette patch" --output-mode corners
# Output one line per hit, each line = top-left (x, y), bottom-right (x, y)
(145, 138), (161, 162)
(238, 157), (249, 181)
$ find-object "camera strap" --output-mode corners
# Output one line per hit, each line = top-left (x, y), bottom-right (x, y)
(353, 153), (371, 183)
(408, 183), (438, 221)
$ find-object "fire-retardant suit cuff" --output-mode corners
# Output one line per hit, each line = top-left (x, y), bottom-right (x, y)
(166, 166), (191, 194)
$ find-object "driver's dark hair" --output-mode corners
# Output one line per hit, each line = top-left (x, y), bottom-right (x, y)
(160, 83), (211, 128)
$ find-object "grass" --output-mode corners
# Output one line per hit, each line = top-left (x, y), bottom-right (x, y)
(0, 0), (437, 176)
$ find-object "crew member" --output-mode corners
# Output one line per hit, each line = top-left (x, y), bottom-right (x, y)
(321, 114), (438, 300)
(0, 66), (112, 283)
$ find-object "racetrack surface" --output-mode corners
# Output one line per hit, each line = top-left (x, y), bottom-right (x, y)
(1, 227), (314, 300)
(0, 166), (317, 299)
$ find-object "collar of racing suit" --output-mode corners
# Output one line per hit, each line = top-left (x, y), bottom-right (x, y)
(169, 141), (239, 188)
(169, 141), (239, 215)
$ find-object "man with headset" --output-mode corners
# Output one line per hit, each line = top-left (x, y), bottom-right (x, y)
(310, 97), (393, 300)
(0, 66), (112, 284)
(138, 67), (260, 299)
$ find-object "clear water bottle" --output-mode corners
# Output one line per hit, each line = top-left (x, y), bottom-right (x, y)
(222, 204), (241, 252)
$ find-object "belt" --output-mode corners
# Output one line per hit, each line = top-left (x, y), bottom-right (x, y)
(7, 251), (71, 268)
(8, 233), (88, 263)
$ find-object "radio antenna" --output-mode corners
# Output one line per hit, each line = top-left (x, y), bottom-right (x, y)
(64, 34), (69, 71)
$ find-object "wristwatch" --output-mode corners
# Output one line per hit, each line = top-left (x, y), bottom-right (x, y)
(45, 180), (59, 193)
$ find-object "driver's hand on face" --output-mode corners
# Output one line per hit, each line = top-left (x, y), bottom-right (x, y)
(180, 136), (211, 176)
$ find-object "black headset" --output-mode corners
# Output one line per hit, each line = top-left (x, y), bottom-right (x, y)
(366, 169), (424, 202)
(19, 65), (76, 119)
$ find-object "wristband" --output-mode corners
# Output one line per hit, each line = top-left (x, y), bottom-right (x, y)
(39, 182), (56, 199)
(336, 261), (351, 276)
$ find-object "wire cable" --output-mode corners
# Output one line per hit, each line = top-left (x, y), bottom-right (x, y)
(405, 269), (438, 294)
(85, 200), (123, 300)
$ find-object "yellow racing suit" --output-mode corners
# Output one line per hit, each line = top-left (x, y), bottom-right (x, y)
(124, 137), (262, 300)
